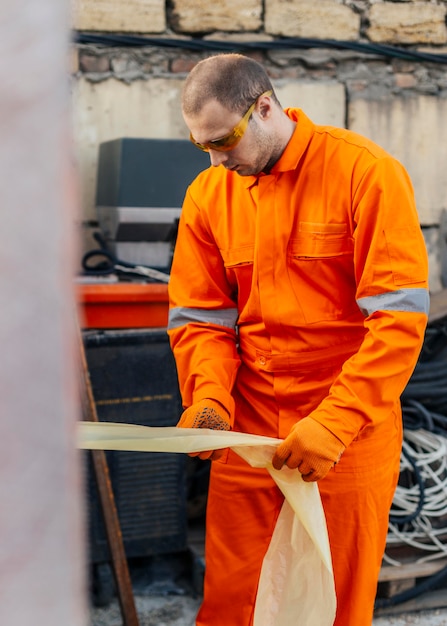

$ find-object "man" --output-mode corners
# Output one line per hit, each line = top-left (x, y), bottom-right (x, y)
(167, 53), (429, 626)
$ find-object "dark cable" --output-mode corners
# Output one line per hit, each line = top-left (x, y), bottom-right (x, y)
(73, 33), (447, 65)
(389, 446), (425, 526)
(381, 321), (447, 607)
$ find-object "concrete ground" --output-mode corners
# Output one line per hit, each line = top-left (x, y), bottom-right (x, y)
(89, 466), (447, 626)
(90, 594), (201, 626)
(89, 547), (447, 626)
(374, 610), (447, 625)
(90, 594), (447, 626)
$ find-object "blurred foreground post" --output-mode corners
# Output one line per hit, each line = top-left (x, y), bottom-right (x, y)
(0, 2), (87, 625)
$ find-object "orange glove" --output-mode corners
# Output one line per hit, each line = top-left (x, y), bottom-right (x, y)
(272, 417), (345, 482)
(177, 399), (230, 460)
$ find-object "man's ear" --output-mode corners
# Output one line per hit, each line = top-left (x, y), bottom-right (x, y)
(258, 95), (272, 120)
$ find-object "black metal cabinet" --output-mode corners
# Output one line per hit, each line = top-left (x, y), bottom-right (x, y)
(83, 328), (187, 563)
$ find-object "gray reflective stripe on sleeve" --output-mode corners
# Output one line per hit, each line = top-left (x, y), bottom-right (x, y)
(357, 288), (430, 317)
(168, 306), (238, 330)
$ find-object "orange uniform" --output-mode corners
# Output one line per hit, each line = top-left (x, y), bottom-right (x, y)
(168, 109), (429, 625)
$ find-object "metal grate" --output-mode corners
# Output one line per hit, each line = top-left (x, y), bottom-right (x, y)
(83, 328), (187, 563)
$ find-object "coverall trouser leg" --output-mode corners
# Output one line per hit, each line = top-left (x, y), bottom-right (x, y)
(196, 450), (284, 626)
(318, 423), (401, 626)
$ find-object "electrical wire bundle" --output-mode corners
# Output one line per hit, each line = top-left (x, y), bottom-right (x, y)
(376, 322), (447, 608)
(386, 429), (447, 564)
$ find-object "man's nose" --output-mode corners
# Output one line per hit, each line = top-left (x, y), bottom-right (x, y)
(209, 149), (228, 167)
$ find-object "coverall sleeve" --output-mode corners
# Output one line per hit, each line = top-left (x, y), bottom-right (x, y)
(309, 156), (430, 447)
(167, 188), (241, 419)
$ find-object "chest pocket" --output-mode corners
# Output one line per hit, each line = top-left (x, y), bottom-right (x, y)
(287, 223), (358, 324)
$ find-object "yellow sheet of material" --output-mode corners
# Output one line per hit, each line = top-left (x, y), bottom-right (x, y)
(78, 422), (336, 626)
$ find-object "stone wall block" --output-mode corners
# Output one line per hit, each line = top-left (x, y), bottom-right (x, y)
(265, 0), (360, 40)
(367, 3), (447, 44)
(74, 0), (166, 34)
(274, 81), (346, 127)
(171, 0), (262, 33)
(422, 226), (443, 293)
(349, 95), (447, 226)
(79, 53), (110, 73)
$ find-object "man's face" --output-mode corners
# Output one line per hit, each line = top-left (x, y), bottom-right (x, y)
(184, 98), (274, 177)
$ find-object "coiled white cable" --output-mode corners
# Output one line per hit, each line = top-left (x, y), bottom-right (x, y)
(384, 429), (447, 567)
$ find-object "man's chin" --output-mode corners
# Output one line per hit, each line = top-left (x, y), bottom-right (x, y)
(235, 166), (258, 177)
(224, 163), (259, 176)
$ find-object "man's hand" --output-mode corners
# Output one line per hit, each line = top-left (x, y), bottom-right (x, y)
(272, 418), (345, 481)
(177, 399), (230, 460)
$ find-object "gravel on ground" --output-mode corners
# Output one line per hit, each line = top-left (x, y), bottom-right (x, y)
(90, 593), (447, 626)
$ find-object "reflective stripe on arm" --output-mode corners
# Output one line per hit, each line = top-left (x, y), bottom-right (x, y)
(168, 306), (239, 330)
(357, 288), (430, 317)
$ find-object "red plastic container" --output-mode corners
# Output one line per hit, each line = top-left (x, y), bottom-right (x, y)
(77, 282), (169, 329)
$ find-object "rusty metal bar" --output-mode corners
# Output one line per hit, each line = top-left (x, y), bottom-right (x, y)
(79, 331), (140, 626)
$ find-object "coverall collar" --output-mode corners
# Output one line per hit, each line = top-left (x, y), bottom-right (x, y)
(241, 108), (314, 189)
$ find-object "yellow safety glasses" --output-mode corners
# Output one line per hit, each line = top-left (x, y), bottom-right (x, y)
(190, 90), (273, 152)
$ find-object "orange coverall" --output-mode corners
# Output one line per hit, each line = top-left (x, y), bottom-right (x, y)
(168, 108), (429, 625)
